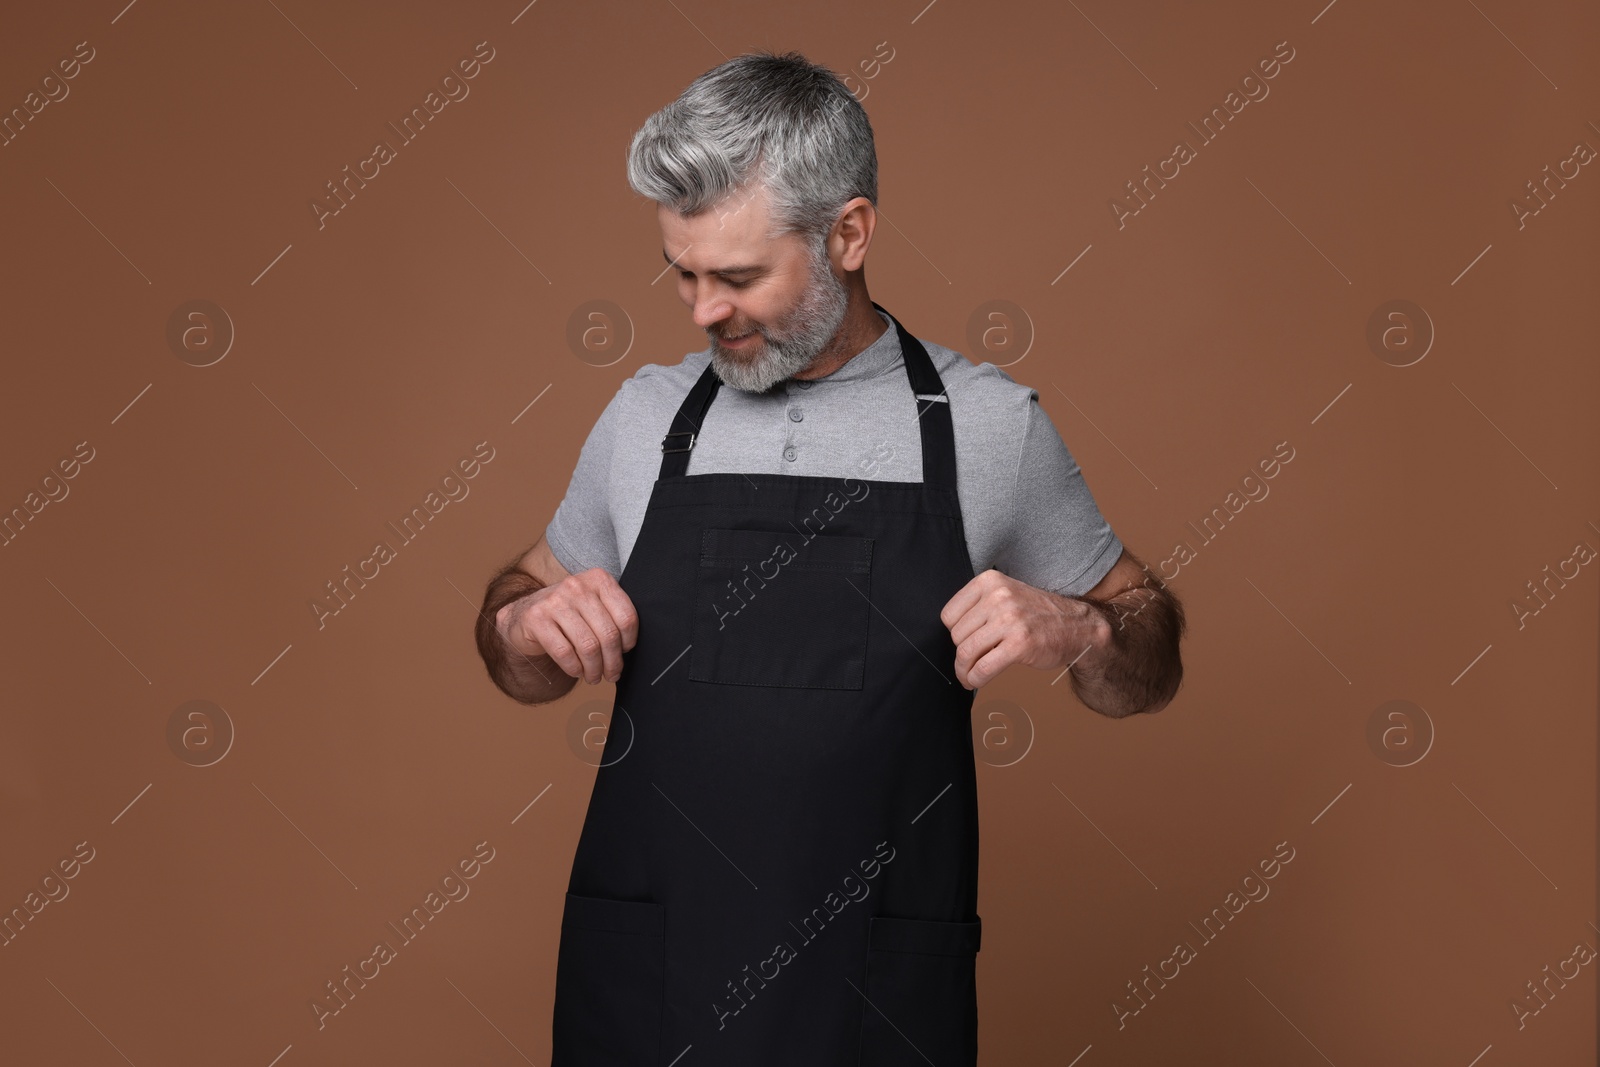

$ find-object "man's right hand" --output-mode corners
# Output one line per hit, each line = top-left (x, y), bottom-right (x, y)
(496, 568), (639, 685)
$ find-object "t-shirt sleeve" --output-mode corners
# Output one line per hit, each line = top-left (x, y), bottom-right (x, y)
(992, 393), (1124, 598)
(543, 383), (628, 578)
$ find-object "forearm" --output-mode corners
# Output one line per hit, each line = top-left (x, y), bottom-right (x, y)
(475, 563), (577, 705)
(1062, 584), (1185, 718)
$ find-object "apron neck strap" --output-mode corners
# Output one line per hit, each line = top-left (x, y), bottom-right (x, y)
(657, 303), (957, 491)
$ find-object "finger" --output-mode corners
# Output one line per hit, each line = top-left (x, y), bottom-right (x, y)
(570, 592), (625, 683)
(945, 595), (992, 648)
(522, 611), (579, 678)
(546, 601), (604, 684)
(940, 575), (979, 633)
(966, 638), (1014, 690)
(934, 572), (998, 630)
(955, 620), (1004, 687)
(593, 579), (640, 652)
(960, 621), (1014, 689)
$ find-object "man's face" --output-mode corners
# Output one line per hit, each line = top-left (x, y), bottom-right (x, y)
(660, 184), (849, 393)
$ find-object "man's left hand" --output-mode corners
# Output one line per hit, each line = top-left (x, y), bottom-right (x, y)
(939, 568), (1106, 690)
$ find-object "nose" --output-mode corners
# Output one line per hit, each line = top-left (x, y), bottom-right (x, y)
(690, 291), (737, 333)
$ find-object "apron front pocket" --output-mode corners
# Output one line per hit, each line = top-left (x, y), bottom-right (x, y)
(551, 892), (665, 1065)
(691, 527), (875, 690)
(857, 914), (982, 1066)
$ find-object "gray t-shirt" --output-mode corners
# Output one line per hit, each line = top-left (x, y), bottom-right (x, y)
(546, 308), (1124, 598)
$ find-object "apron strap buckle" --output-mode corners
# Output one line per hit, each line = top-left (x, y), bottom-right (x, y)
(661, 430), (697, 453)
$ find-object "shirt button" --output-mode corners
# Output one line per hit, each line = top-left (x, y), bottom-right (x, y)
(794, 379), (812, 389)
(783, 446), (797, 462)
(788, 408), (803, 422)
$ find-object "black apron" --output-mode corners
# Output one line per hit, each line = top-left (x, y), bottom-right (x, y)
(551, 304), (982, 1066)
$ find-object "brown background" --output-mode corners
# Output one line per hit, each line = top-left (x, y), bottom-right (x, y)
(1, 0), (1596, 1064)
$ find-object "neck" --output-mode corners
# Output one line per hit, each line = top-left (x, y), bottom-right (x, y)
(792, 288), (888, 380)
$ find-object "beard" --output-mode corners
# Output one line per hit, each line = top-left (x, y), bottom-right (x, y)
(706, 247), (851, 394)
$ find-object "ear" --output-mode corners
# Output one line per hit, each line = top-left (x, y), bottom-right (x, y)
(832, 198), (877, 271)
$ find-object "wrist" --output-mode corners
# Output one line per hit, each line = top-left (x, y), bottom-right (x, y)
(1063, 596), (1114, 672)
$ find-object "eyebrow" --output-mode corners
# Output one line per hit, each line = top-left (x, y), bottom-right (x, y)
(662, 249), (764, 278)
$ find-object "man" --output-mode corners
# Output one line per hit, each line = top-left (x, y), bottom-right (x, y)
(476, 51), (1184, 1066)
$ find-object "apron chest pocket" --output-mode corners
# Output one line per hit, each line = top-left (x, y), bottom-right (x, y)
(550, 893), (665, 1065)
(857, 914), (982, 1065)
(690, 527), (875, 690)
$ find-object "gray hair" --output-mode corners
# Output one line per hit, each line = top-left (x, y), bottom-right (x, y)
(626, 51), (878, 252)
